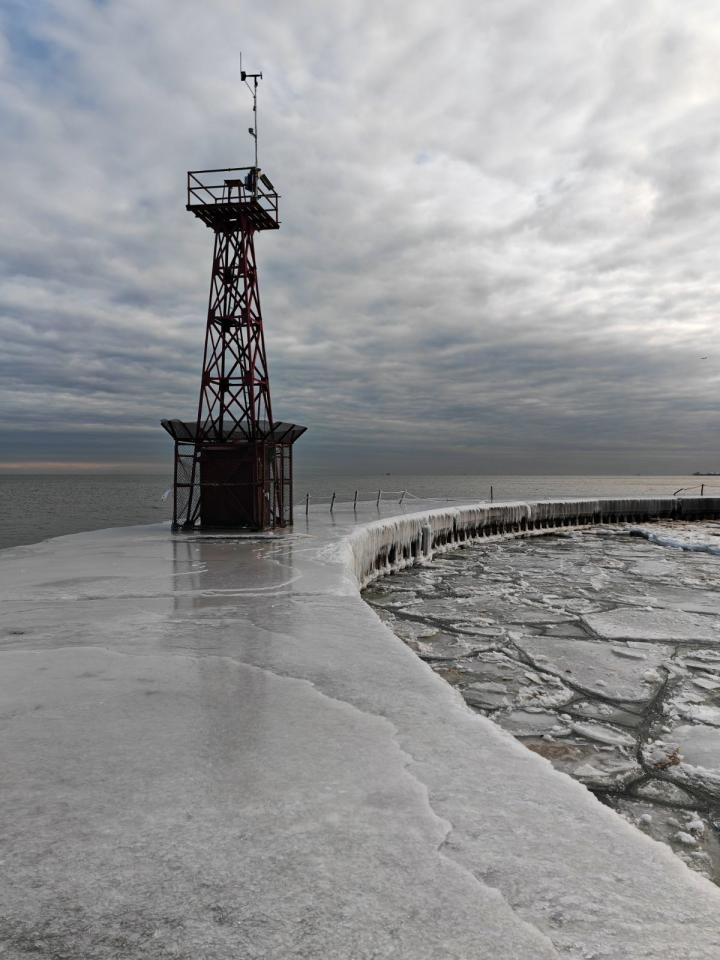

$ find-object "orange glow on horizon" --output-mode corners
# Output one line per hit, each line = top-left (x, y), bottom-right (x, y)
(0, 461), (167, 473)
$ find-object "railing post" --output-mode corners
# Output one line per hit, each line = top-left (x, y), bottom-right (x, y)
(330, 491), (336, 512)
(399, 490), (406, 505)
(353, 489), (358, 510)
(305, 492), (309, 516)
(376, 489), (382, 508)
(490, 485), (494, 503)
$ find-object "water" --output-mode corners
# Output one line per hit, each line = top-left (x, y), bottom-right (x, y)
(0, 474), (173, 550)
(0, 472), (716, 551)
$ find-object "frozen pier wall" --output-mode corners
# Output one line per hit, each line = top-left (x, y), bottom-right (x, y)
(348, 495), (720, 584)
(2, 497), (720, 959)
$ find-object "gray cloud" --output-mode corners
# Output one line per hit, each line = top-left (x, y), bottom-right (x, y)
(0, 0), (719, 474)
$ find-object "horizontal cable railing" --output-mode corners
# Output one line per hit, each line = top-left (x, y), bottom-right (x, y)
(300, 488), (494, 515)
(673, 483), (720, 496)
(300, 483), (720, 515)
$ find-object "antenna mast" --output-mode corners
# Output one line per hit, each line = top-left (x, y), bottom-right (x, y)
(240, 53), (262, 175)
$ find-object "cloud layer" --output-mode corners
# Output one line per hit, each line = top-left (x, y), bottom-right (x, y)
(1, 0), (719, 473)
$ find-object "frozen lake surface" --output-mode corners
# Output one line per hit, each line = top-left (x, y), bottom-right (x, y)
(366, 521), (720, 884)
(2, 502), (720, 958)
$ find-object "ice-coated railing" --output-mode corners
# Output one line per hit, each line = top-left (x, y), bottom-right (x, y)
(347, 496), (720, 587)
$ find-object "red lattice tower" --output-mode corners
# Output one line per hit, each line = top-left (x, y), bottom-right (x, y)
(162, 69), (305, 530)
(197, 196), (272, 445)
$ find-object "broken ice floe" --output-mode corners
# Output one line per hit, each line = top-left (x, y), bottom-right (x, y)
(583, 607), (718, 642)
(511, 634), (672, 702)
(364, 523), (720, 884)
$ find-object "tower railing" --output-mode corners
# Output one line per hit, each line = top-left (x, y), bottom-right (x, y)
(187, 167), (279, 228)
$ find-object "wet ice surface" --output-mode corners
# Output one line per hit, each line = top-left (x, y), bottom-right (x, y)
(365, 521), (720, 884)
(5, 510), (720, 959)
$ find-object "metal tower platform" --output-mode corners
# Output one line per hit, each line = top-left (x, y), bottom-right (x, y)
(187, 167), (280, 232)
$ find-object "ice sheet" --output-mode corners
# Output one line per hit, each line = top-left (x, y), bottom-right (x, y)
(2, 499), (720, 959)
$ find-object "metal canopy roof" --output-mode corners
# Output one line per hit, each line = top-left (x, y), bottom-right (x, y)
(161, 419), (306, 445)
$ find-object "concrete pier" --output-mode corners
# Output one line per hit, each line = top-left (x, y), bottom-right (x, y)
(2, 497), (720, 959)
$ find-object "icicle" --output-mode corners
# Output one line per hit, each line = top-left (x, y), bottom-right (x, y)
(346, 497), (718, 588)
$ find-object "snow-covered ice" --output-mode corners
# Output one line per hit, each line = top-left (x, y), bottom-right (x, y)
(630, 522), (720, 556)
(2, 500), (720, 958)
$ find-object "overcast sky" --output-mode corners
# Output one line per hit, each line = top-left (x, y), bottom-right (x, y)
(1, 0), (719, 475)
